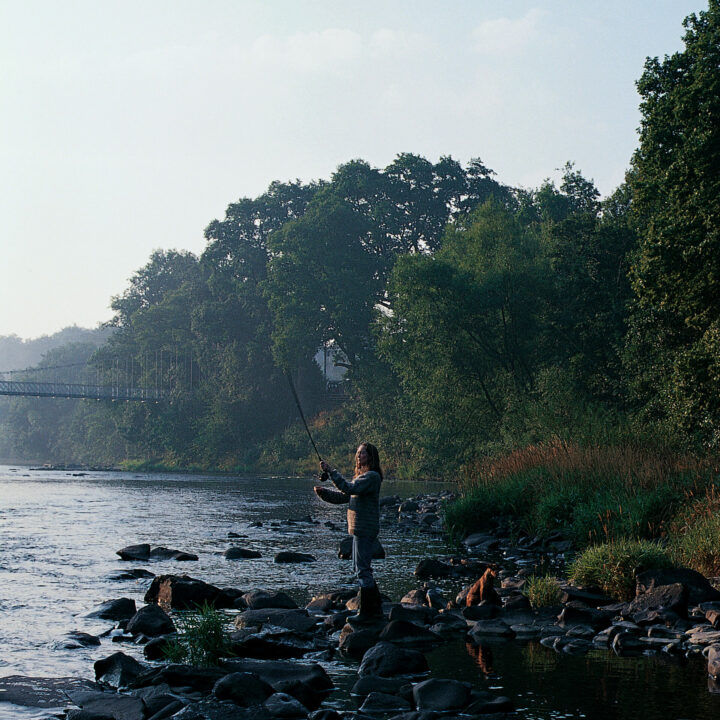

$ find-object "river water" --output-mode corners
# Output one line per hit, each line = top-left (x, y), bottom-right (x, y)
(0, 465), (718, 720)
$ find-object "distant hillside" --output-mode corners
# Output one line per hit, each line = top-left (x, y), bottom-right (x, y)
(0, 326), (113, 372)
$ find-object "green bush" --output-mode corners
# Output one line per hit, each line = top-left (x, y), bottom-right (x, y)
(163, 603), (234, 667)
(568, 539), (675, 600)
(669, 513), (720, 577)
(524, 574), (562, 608)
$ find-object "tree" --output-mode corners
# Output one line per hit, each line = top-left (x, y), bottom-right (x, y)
(627, 1), (720, 438)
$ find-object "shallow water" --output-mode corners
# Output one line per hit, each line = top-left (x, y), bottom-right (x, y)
(0, 465), (718, 719)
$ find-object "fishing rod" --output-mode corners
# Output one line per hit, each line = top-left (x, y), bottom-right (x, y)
(286, 372), (324, 465)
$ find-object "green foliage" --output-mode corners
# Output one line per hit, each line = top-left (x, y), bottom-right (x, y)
(568, 540), (675, 601)
(627, 2), (720, 439)
(668, 486), (720, 576)
(162, 603), (234, 667)
(524, 574), (562, 608)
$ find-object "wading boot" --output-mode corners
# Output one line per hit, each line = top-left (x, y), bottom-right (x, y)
(347, 584), (384, 627)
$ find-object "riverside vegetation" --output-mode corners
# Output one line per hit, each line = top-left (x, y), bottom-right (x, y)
(1, 5), (719, 594)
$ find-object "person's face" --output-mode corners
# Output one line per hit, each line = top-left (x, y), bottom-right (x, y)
(356, 445), (369, 467)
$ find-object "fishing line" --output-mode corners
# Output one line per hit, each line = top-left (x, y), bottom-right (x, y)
(286, 372), (323, 462)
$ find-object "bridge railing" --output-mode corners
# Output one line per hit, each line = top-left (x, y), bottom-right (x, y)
(0, 380), (164, 402)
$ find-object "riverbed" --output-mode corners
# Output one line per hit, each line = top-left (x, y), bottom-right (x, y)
(0, 465), (718, 719)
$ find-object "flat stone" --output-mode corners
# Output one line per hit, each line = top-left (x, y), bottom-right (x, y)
(65, 689), (145, 720)
(234, 608), (317, 633)
(0, 676), (98, 708)
(360, 691), (412, 713)
(358, 641), (429, 677)
(468, 619), (514, 638)
(241, 590), (298, 610)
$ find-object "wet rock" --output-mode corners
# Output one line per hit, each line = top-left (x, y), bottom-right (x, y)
(379, 620), (442, 649)
(560, 586), (615, 606)
(429, 613), (468, 635)
(109, 568), (155, 581)
(169, 698), (271, 719)
(627, 583), (688, 620)
(636, 568), (720, 605)
(612, 633), (647, 656)
(213, 672), (274, 705)
(398, 500), (419, 514)
(94, 651), (146, 688)
(360, 691), (412, 714)
(400, 589), (428, 606)
(388, 604), (437, 625)
(230, 626), (330, 660)
(66, 689), (145, 720)
(234, 608), (317, 633)
(86, 597), (137, 621)
(464, 694), (514, 714)
(462, 602), (499, 621)
(708, 645), (720, 679)
(145, 575), (239, 610)
(58, 631), (101, 649)
(134, 684), (186, 717)
(503, 594), (532, 612)
(557, 605), (613, 631)
(0, 676), (99, 708)
(351, 675), (408, 698)
(130, 664), (227, 693)
(240, 590), (298, 610)
(425, 587), (447, 610)
(126, 604), (175, 637)
(414, 558), (452, 580)
(461, 532), (499, 551)
(358, 641), (429, 677)
(149, 547), (199, 561)
(225, 547), (262, 560)
(264, 691), (309, 718)
(701, 601), (720, 629)
(468, 619), (514, 639)
(143, 634), (176, 660)
(338, 537), (385, 560)
(117, 544), (151, 561)
(413, 678), (471, 711)
(221, 659), (333, 711)
(339, 625), (382, 660)
(308, 712), (342, 720)
(274, 551), (316, 563)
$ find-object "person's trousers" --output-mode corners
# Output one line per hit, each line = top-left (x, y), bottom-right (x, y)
(352, 534), (376, 588)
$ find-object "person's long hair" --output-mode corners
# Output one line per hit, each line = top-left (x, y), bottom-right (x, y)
(354, 442), (383, 480)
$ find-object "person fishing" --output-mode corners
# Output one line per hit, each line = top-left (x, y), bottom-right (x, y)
(315, 443), (384, 622)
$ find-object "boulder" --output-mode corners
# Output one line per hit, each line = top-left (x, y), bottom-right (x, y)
(133, 684), (186, 717)
(129, 664), (226, 694)
(558, 605), (614, 631)
(234, 608), (317, 633)
(462, 602), (499, 621)
(378, 620), (442, 649)
(701, 601), (720, 629)
(94, 651), (146, 688)
(65, 689), (145, 720)
(351, 675), (407, 698)
(0, 676), (99, 708)
(221, 659), (333, 710)
(274, 552), (316, 563)
(109, 568), (155, 581)
(339, 625), (382, 660)
(560, 586), (615, 606)
(337, 537), (385, 560)
(86, 598), (137, 621)
(264, 692), (309, 718)
(400, 589), (428, 606)
(360, 691), (412, 714)
(117, 544), (151, 561)
(626, 583), (688, 620)
(358, 641), (429, 677)
(308, 712), (342, 720)
(144, 575), (238, 610)
(464, 695), (515, 714)
(225, 547), (262, 560)
(388, 605), (437, 625)
(708, 645), (720, 680)
(230, 626), (329, 660)
(429, 613), (468, 635)
(58, 631), (101, 649)
(241, 590), (298, 610)
(126, 604), (175, 637)
(414, 558), (452, 580)
(143, 635), (176, 660)
(148, 546), (198, 561)
(213, 672), (274, 706)
(636, 568), (720, 605)
(425, 587), (447, 610)
(412, 678), (471, 711)
(468, 619), (514, 639)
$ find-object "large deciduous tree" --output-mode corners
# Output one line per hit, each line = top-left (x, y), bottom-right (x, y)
(627, 1), (720, 438)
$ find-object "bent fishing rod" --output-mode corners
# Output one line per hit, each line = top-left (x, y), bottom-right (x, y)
(286, 372), (325, 472)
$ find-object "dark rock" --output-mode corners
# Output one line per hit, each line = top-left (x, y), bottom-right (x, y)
(429, 613), (468, 635)
(66, 710), (116, 720)
(414, 558), (452, 580)
(126, 604), (175, 637)
(636, 568), (720, 605)
(94, 651), (146, 688)
(351, 675), (408, 697)
(230, 626), (329, 660)
(462, 602), (499, 621)
(145, 575), (238, 610)
(412, 678), (470, 711)
(464, 695), (515, 714)
(274, 552), (316, 563)
(627, 582), (688, 620)
(109, 568), (155, 580)
(558, 605), (614, 631)
(503, 594), (532, 611)
(66, 689), (145, 720)
(235, 608), (317, 633)
(400, 589), (428, 606)
(146, 700), (186, 720)
(221, 659), (333, 710)
(225, 547), (262, 560)
(425, 587), (447, 610)
(58, 631), (101, 649)
(143, 634), (176, 660)
(264, 692), (309, 717)
(0, 676), (99, 708)
(213, 672), (274, 705)
(358, 641), (429, 677)
(560, 586), (615, 606)
(148, 547), (198, 561)
(133, 684), (185, 717)
(117, 544), (151, 561)
(468, 619), (514, 638)
(338, 537), (386, 560)
(611, 633), (647, 656)
(399, 500), (419, 513)
(339, 625), (382, 659)
(360, 691), (412, 714)
(308, 711), (342, 720)
(702, 601), (720, 628)
(708, 645), (720, 679)
(130, 664), (227, 693)
(86, 597), (137, 621)
(388, 605), (437, 625)
(169, 698), (271, 719)
(379, 620), (442, 649)
(241, 590), (298, 610)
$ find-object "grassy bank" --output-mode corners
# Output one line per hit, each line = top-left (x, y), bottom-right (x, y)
(444, 440), (720, 593)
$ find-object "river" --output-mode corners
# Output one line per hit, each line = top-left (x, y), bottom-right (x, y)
(0, 465), (718, 719)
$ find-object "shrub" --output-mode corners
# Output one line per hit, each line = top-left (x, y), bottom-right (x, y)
(668, 485), (720, 576)
(524, 574), (562, 608)
(568, 539), (675, 600)
(163, 603), (234, 667)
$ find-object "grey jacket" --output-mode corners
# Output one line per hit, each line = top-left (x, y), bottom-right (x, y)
(321, 469), (382, 538)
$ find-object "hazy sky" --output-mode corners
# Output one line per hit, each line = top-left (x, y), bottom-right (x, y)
(0, 1), (704, 340)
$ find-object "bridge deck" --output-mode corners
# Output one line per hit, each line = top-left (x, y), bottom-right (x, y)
(0, 380), (163, 402)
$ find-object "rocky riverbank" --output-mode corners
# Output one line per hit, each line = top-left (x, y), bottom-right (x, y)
(4, 489), (720, 719)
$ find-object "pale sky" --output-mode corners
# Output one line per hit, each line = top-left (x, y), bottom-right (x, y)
(0, 0), (704, 339)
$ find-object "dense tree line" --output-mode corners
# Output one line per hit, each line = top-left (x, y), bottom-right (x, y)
(1, 3), (717, 472)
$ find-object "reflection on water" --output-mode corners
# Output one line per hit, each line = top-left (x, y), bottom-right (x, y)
(0, 466), (719, 720)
